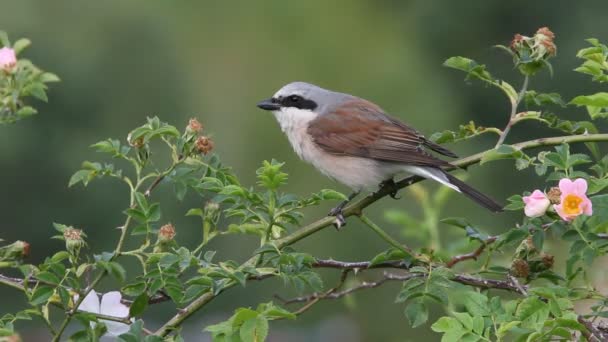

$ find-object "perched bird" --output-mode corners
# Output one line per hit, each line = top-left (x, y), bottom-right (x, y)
(257, 82), (502, 226)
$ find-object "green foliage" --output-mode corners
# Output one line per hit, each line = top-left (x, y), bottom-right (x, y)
(5, 30), (608, 342)
(205, 302), (294, 342)
(0, 31), (59, 124)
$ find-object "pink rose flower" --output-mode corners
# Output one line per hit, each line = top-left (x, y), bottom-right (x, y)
(554, 178), (592, 221)
(523, 190), (550, 217)
(0, 47), (17, 71)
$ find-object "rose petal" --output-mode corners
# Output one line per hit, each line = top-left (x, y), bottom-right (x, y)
(100, 291), (131, 337)
(77, 290), (100, 314)
(558, 178), (576, 194)
(100, 291), (129, 318)
(572, 178), (588, 195)
(583, 197), (593, 215)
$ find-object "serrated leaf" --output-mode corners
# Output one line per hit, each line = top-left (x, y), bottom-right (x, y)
(405, 300), (428, 328)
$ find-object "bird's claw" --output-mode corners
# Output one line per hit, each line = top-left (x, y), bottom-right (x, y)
(332, 212), (346, 230)
(328, 207), (347, 230)
(379, 179), (401, 199)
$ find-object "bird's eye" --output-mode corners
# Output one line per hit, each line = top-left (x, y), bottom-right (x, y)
(289, 95), (300, 102)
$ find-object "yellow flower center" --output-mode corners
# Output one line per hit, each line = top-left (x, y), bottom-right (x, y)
(563, 194), (583, 215)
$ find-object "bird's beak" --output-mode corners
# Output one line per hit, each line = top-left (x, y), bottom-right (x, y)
(257, 98), (281, 111)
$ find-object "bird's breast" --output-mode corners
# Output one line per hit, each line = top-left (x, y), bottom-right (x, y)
(272, 108), (395, 190)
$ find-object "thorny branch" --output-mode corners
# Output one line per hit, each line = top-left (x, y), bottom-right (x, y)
(3, 133), (608, 338)
(446, 236), (498, 268)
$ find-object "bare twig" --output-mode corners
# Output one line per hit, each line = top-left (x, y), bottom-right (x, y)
(446, 236), (498, 268)
(278, 272), (418, 305)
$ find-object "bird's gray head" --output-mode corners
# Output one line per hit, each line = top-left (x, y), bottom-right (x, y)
(256, 82), (352, 115)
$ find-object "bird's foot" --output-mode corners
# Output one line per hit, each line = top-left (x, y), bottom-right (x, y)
(379, 179), (400, 199)
(328, 206), (347, 230)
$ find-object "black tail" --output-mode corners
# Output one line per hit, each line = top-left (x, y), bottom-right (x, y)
(444, 173), (503, 212)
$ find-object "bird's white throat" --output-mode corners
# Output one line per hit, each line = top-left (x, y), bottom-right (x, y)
(272, 108), (318, 160)
(272, 107), (317, 134)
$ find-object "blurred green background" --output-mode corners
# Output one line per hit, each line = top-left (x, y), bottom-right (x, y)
(1, 0), (607, 341)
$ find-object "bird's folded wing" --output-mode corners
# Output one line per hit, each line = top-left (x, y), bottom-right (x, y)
(307, 99), (454, 168)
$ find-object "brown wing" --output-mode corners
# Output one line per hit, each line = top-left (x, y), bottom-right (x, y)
(307, 99), (456, 168)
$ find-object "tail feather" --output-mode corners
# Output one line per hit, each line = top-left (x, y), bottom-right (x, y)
(444, 173), (503, 212)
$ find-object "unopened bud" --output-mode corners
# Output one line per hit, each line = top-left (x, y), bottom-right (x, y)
(127, 132), (145, 148)
(158, 223), (176, 243)
(541, 253), (554, 269)
(0, 47), (17, 72)
(533, 27), (556, 58)
(204, 201), (220, 216)
(19, 241), (30, 258)
(0, 240), (30, 262)
(187, 118), (203, 134)
(510, 33), (526, 52)
(196, 136), (214, 155)
(547, 187), (561, 205)
(64, 228), (85, 253)
(510, 258), (530, 278)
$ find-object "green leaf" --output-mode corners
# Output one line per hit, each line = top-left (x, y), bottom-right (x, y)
(36, 271), (60, 284)
(185, 208), (204, 217)
(504, 195), (524, 210)
(431, 316), (463, 332)
(462, 291), (489, 317)
(40, 72), (61, 83)
(369, 248), (410, 266)
(570, 93), (608, 119)
(129, 293), (148, 317)
(516, 297), (546, 321)
(12, 38), (31, 54)
(29, 286), (54, 306)
(480, 145), (523, 165)
(240, 316), (268, 342)
(317, 189), (347, 201)
(451, 312), (473, 330)
(405, 300), (428, 328)
(571, 93), (608, 107)
(16, 106), (37, 118)
(122, 282), (147, 297)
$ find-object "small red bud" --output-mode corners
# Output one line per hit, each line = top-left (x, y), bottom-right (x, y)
(158, 223), (176, 242)
(196, 136), (214, 155)
(510, 258), (530, 278)
(187, 118), (203, 133)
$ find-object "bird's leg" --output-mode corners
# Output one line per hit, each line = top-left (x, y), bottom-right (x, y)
(378, 178), (400, 199)
(328, 191), (360, 229)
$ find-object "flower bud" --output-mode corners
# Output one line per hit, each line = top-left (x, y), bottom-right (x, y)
(187, 118), (203, 134)
(0, 240), (30, 259)
(127, 133), (145, 148)
(510, 258), (530, 278)
(154, 223), (176, 253)
(204, 201), (220, 220)
(196, 136), (214, 155)
(509, 34), (525, 52)
(547, 187), (561, 205)
(508, 27), (556, 76)
(523, 190), (550, 218)
(158, 223), (176, 243)
(541, 253), (554, 269)
(64, 228), (85, 254)
(0, 47), (17, 71)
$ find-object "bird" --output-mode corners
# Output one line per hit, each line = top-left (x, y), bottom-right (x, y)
(256, 82), (502, 227)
